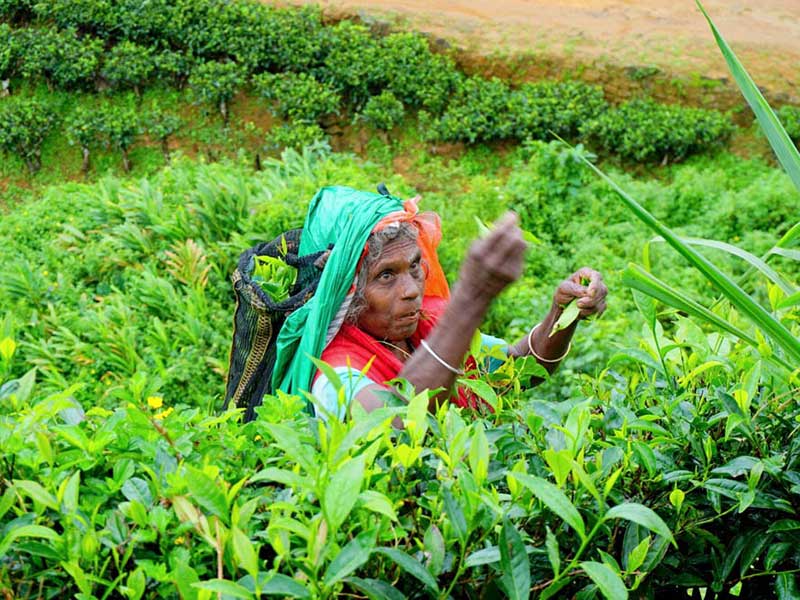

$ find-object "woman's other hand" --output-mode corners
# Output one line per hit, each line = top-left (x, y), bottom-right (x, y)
(553, 267), (608, 319)
(457, 211), (527, 305)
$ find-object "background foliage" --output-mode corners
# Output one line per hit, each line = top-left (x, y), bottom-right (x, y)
(1, 0), (799, 598)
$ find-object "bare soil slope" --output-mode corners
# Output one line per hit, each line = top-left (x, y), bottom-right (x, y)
(279, 0), (800, 107)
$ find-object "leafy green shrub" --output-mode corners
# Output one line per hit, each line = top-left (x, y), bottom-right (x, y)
(146, 107), (182, 162)
(358, 91), (405, 131)
(777, 105), (800, 143)
(100, 40), (157, 96)
(509, 81), (608, 140)
(265, 122), (329, 152)
(508, 140), (596, 246)
(253, 71), (341, 122)
(425, 76), (514, 143)
(0, 97), (56, 173)
(580, 98), (734, 162)
(16, 27), (103, 90)
(0, 24), (19, 82)
(0, 0), (35, 23)
(66, 105), (102, 173)
(377, 32), (462, 115)
(95, 104), (142, 172)
(315, 20), (382, 108)
(188, 60), (246, 125)
(153, 49), (195, 88)
(231, 5), (326, 74)
(32, 0), (114, 37)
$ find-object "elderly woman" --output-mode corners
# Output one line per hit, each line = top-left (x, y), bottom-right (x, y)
(271, 186), (607, 419)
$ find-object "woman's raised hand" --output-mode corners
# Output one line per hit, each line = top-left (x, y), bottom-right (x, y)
(457, 211), (528, 305)
(553, 267), (608, 319)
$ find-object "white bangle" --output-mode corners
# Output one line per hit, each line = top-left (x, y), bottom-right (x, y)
(527, 323), (571, 364)
(419, 339), (464, 375)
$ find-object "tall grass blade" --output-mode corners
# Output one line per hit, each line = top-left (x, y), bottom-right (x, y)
(577, 155), (800, 364)
(624, 265), (794, 372)
(648, 236), (796, 295)
(696, 1), (800, 193)
(622, 265), (757, 348)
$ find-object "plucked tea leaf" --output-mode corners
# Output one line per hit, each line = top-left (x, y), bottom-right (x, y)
(550, 301), (580, 337)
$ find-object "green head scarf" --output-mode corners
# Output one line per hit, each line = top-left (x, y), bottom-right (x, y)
(271, 186), (406, 396)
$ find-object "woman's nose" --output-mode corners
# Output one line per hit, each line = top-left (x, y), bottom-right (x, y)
(399, 271), (422, 300)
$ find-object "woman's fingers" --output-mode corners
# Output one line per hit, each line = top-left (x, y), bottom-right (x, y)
(459, 211), (528, 301)
(556, 267), (608, 318)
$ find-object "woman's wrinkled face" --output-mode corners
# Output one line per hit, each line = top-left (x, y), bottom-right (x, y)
(357, 237), (425, 342)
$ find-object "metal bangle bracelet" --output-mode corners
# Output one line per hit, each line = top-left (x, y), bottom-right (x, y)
(419, 339), (464, 375)
(527, 323), (571, 363)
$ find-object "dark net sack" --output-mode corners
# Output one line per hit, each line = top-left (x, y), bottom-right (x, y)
(222, 228), (327, 421)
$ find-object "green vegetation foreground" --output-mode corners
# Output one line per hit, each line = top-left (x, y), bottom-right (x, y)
(1, 141), (799, 598)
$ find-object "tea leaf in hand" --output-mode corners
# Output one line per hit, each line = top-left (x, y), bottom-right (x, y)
(474, 216), (492, 238)
(550, 301), (580, 337)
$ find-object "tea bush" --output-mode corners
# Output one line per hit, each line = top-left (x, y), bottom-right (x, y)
(580, 98), (734, 163)
(1, 145), (798, 598)
(0, 96), (57, 173)
(516, 81), (607, 139)
(376, 32), (462, 115)
(100, 40), (157, 96)
(358, 91), (405, 132)
(188, 61), (246, 124)
(253, 72), (341, 123)
(424, 76), (515, 143)
(778, 105), (800, 144)
(0, 0), (745, 174)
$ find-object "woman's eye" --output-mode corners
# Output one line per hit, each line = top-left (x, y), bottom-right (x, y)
(378, 270), (394, 281)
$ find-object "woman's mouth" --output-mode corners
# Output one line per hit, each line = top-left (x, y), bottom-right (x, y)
(396, 310), (420, 324)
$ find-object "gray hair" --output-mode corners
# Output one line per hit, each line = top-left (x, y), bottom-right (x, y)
(345, 222), (419, 324)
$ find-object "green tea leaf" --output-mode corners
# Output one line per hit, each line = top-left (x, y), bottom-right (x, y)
(424, 525), (445, 576)
(376, 547), (440, 593)
(323, 530), (374, 587)
(323, 454), (365, 531)
(550, 301), (580, 337)
(499, 520), (530, 600)
(443, 487), (469, 544)
(545, 527), (560, 577)
(232, 526), (259, 579)
(511, 473), (586, 540)
(260, 574), (311, 597)
(185, 467), (228, 523)
(193, 579), (253, 599)
(581, 561), (628, 600)
(605, 503), (675, 547)
(345, 577), (405, 600)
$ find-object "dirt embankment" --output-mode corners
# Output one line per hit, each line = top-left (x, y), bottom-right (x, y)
(278, 0), (800, 118)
